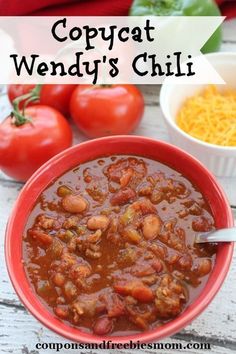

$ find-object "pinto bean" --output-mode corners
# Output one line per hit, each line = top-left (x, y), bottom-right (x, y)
(178, 254), (192, 271)
(57, 185), (73, 197)
(195, 258), (212, 276)
(87, 215), (110, 230)
(52, 272), (65, 287)
(93, 317), (113, 335)
(62, 194), (88, 213)
(142, 214), (161, 240)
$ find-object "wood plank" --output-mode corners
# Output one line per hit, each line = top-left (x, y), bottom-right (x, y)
(0, 304), (236, 354)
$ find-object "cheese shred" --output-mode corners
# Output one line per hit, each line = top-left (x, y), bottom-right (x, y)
(176, 85), (236, 147)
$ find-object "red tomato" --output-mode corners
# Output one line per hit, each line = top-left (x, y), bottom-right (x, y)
(69, 85), (144, 138)
(0, 106), (72, 182)
(7, 84), (77, 116)
(7, 84), (36, 109)
(40, 85), (77, 116)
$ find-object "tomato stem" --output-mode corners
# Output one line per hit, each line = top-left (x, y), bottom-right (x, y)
(11, 84), (42, 126)
(100, 84), (112, 88)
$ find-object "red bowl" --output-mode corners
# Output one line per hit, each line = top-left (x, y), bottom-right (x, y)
(5, 136), (234, 343)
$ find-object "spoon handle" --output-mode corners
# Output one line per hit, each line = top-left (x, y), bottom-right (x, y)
(195, 227), (236, 243)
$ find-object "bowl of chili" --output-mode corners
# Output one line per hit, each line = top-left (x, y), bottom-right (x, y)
(5, 136), (234, 343)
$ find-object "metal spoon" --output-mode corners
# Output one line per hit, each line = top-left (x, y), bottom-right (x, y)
(195, 227), (236, 243)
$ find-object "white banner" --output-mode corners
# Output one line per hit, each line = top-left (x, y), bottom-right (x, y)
(0, 16), (225, 84)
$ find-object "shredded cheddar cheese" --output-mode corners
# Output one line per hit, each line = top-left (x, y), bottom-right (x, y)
(176, 85), (236, 147)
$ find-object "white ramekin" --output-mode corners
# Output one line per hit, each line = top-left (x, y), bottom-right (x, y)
(160, 52), (236, 177)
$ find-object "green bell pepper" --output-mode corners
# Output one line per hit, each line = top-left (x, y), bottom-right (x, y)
(129, 0), (222, 53)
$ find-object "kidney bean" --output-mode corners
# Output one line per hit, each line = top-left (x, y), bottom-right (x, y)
(142, 214), (161, 240)
(62, 194), (88, 213)
(87, 215), (110, 230)
(28, 229), (53, 246)
(110, 188), (136, 206)
(93, 317), (113, 335)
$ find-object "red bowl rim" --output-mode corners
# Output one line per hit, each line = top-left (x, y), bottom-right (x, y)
(5, 135), (234, 344)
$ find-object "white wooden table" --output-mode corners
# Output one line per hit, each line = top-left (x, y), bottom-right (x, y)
(0, 19), (236, 354)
